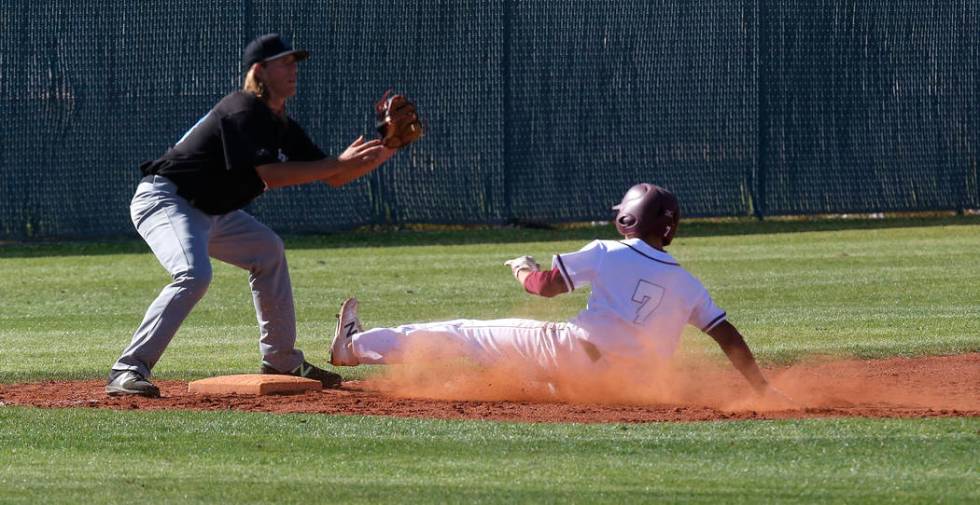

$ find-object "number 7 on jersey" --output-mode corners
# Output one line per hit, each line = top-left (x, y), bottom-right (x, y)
(631, 279), (665, 324)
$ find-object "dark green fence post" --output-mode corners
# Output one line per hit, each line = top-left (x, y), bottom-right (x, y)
(754, 0), (768, 220)
(501, 0), (513, 224)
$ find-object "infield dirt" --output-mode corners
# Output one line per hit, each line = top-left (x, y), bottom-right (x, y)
(2, 354), (976, 423)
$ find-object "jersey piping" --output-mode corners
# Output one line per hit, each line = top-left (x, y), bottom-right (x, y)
(701, 312), (727, 332)
(554, 254), (574, 291)
(619, 241), (680, 266)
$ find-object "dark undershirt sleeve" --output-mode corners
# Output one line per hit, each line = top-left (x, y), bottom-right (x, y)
(522, 267), (570, 298)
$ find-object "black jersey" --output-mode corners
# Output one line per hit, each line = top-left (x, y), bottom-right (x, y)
(140, 91), (326, 215)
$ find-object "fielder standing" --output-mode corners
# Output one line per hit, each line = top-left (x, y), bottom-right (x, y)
(330, 183), (789, 401)
(107, 33), (402, 397)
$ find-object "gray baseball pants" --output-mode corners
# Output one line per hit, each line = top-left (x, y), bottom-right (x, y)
(111, 175), (304, 378)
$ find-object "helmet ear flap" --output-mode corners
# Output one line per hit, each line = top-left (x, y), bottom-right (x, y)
(614, 213), (637, 236)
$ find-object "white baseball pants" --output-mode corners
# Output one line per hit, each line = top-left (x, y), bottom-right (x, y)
(351, 319), (601, 379)
(111, 175), (304, 378)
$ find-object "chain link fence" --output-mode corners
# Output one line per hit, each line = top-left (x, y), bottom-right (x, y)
(1, 0), (976, 239)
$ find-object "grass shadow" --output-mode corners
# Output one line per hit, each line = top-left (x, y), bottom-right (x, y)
(2, 214), (978, 258)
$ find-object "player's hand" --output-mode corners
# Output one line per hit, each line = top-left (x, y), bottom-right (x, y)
(504, 255), (541, 280)
(321, 136), (396, 187)
(338, 135), (395, 171)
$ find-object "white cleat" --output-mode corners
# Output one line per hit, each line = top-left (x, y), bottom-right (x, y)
(330, 297), (362, 366)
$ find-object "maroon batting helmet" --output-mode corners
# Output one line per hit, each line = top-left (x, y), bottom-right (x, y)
(612, 183), (680, 245)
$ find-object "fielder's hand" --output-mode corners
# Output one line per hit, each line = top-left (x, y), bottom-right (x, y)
(321, 135), (395, 187)
(338, 136), (390, 167)
(504, 255), (541, 280)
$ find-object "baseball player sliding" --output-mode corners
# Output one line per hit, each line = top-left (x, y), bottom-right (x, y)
(330, 183), (791, 403)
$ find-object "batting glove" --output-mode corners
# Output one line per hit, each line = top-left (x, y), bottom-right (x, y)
(504, 255), (541, 280)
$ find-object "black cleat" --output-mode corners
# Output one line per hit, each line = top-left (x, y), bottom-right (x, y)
(106, 370), (161, 398)
(260, 361), (342, 389)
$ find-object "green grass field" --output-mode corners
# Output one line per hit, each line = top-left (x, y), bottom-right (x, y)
(0, 409), (975, 504)
(1, 217), (978, 504)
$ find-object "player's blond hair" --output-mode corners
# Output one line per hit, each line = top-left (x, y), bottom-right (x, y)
(243, 64), (266, 98)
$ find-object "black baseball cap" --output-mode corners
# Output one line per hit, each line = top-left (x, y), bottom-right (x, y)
(242, 33), (309, 69)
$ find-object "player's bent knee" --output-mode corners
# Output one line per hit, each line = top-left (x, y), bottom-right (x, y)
(172, 268), (212, 298)
(267, 234), (286, 258)
(252, 233), (286, 262)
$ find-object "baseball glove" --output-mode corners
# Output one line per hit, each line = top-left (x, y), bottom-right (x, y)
(375, 90), (423, 149)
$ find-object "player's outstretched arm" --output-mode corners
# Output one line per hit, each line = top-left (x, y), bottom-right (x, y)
(706, 320), (771, 394)
(504, 256), (570, 298)
(255, 136), (396, 189)
(706, 322), (797, 406)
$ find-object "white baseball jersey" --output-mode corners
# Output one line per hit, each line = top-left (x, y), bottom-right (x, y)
(346, 238), (726, 378)
(554, 238), (726, 361)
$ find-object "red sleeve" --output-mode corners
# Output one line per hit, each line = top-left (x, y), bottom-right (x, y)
(522, 267), (570, 298)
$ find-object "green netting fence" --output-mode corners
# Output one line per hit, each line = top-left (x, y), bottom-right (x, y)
(1, 1), (976, 240)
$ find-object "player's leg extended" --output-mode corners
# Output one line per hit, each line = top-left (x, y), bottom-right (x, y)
(112, 175), (214, 378)
(351, 319), (574, 373)
(207, 210), (303, 373)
